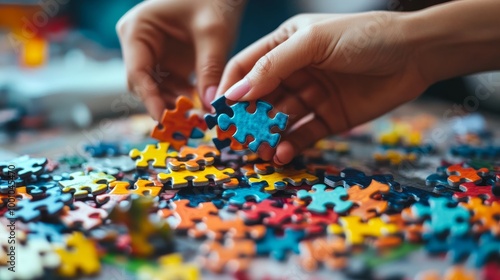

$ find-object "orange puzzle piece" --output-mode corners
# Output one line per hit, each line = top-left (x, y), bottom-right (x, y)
(107, 179), (162, 197)
(199, 239), (256, 273)
(347, 180), (390, 219)
(446, 164), (489, 187)
(158, 199), (218, 231)
(168, 145), (220, 171)
(151, 96), (207, 150)
(188, 215), (265, 240)
(460, 197), (500, 235)
(298, 236), (348, 272)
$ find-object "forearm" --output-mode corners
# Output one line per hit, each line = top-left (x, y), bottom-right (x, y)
(403, 0), (500, 84)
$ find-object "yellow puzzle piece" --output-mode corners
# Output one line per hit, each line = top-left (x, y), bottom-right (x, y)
(158, 166), (235, 188)
(137, 253), (200, 280)
(328, 216), (398, 246)
(59, 171), (115, 199)
(129, 142), (178, 169)
(108, 179), (162, 197)
(247, 167), (319, 193)
(55, 232), (100, 277)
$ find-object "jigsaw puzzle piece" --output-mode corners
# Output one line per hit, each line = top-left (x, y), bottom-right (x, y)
(240, 199), (303, 227)
(55, 232), (100, 277)
(189, 215), (265, 240)
(158, 165), (235, 188)
(256, 228), (305, 261)
(61, 201), (108, 230)
(28, 222), (66, 244)
(173, 187), (224, 208)
(59, 171), (115, 199)
(247, 166), (318, 193)
(222, 186), (271, 206)
(460, 197), (500, 235)
(199, 238), (255, 273)
(454, 182), (500, 205)
(84, 141), (120, 157)
(328, 216), (399, 246)
(296, 184), (352, 214)
(58, 155), (87, 169)
(107, 179), (162, 197)
(325, 168), (399, 190)
(409, 197), (470, 237)
(298, 236), (348, 272)
(218, 100), (288, 152)
(373, 150), (417, 166)
(447, 164), (489, 187)
(129, 142), (178, 169)
(168, 145), (219, 171)
(0, 155), (47, 179)
(346, 180), (390, 220)
(137, 253), (199, 280)
(158, 199), (218, 231)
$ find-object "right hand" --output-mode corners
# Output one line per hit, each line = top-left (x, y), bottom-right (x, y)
(117, 0), (245, 119)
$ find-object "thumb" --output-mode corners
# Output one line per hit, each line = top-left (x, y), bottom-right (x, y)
(224, 30), (318, 101)
(195, 33), (229, 109)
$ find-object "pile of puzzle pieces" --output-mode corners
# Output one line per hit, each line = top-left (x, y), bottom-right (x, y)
(1, 96), (500, 279)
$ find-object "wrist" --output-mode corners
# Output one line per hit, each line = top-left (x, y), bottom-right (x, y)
(401, 0), (500, 85)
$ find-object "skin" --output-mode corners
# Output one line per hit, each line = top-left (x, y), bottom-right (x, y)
(118, 0), (500, 164)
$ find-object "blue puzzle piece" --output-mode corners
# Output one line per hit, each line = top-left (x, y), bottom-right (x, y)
(205, 96), (233, 129)
(0, 155), (47, 179)
(296, 184), (352, 213)
(218, 100), (288, 152)
(451, 145), (500, 159)
(425, 234), (477, 263)
(174, 187), (224, 208)
(471, 232), (500, 267)
(5, 187), (73, 222)
(325, 168), (400, 190)
(222, 185), (271, 206)
(411, 197), (470, 236)
(0, 178), (24, 193)
(256, 228), (305, 261)
(84, 142), (121, 157)
(26, 180), (59, 198)
(28, 222), (67, 244)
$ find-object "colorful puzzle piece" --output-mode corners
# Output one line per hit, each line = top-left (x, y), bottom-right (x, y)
(59, 171), (115, 199)
(168, 145), (219, 171)
(247, 166), (319, 193)
(151, 96), (207, 150)
(446, 164), (489, 187)
(454, 182), (500, 205)
(6, 187), (72, 222)
(325, 168), (399, 190)
(137, 253), (200, 280)
(218, 100), (288, 152)
(106, 179), (162, 197)
(296, 184), (352, 214)
(256, 228), (305, 260)
(84, 142), (120, 157)
(158, 165), (235, 188)
(158, 199), (218, 231)
(346, 180), (390, 220)
(222, 186), (271, 206)
(27, 221), (66, 244)
(188, 215), (265, 240)
(0, 155), (47, 179)
(328, 216), (399, 246)
(409, 197), (470, 237)
(129, 142), (178, 169)
(299, 236), (348, 271)
(460, 197), (500, 235)
(240, 199), (303, 227)
(55, 232), (100, 277)
(199, 238), (256, 273)
(61, 201), (108, 230)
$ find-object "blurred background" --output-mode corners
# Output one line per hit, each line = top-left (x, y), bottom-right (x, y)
(0, 0), (499, 152)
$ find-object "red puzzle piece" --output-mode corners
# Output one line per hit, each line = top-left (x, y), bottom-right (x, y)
(240, 200), (303, 227)
(454, 182), (500, 205)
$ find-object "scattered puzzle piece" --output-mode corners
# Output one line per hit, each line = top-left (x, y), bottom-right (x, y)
(55, 232), (100, 277)
(256, 228), (305, 261)
(218, 100), (288, 152)
(189, 215), (265, 240)
(61, 201), (108, 230)
(84, 142), (120, 157)
(325, 168), (399, 190)
(129, 142), (178, 169)
(454, 182), (500, 205)
(446, 164), (489, 187)
(222, 186), (271, 206)
(158, 165), (235, 188)
(409, 197), (470, 237)
(328, 216), (399, 246)
(247, 166), (318, 193)
(158, 199), (218, 231)
(28, 222), (66, 244)
(0, 155), (47, 179)
(460, 197), (500, 235)
(106, 179), (162, 197)
(240, 199), (303, 227)
(346, 180), (390, 220)
(296, 184), (352, 214)
(168, 145), (219, 171)
(59, 171), (115, 199)
(298, 236), (348, 272)
(199, 238), (256, 273)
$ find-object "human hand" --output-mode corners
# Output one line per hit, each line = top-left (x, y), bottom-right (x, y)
(217, 13), (428, 164)
(117, 0), (245, 119)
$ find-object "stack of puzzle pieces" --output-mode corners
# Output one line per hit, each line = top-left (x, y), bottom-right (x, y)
(0, 96), (499, 279)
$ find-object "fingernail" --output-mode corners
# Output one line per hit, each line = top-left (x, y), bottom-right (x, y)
(204, 86), (217, 109)
(224, 77), (250, 101)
